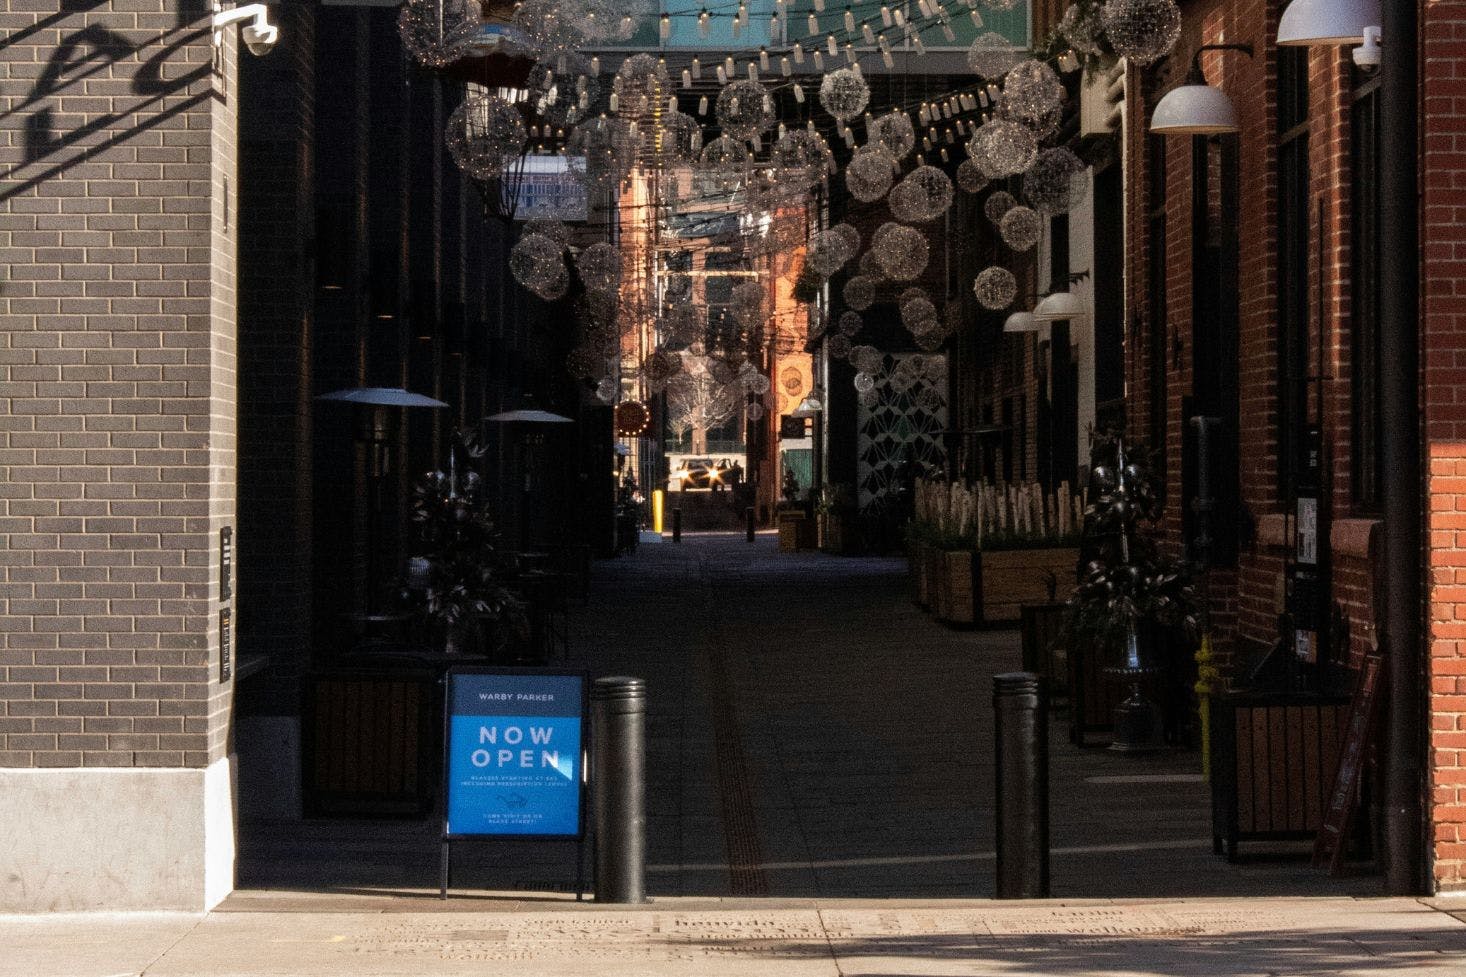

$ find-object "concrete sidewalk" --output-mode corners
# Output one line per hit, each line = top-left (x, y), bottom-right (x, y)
(5, 896), (1466, 977)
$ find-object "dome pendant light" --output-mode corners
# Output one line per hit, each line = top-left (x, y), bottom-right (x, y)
(1150, 43), (1254, 136)
(1277, 0), (1380, 46)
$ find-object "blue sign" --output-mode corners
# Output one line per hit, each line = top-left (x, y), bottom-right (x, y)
(444, 671), (585, 838)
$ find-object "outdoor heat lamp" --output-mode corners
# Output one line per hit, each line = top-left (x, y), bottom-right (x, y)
(1150, 44), (1254, 136)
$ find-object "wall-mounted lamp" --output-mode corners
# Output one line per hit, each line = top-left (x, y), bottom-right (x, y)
(1004, 311), (1040, 333)
(1277, 0), (1381, 68)
(1150, 44), (1255, 136)
(1033, 290), (1088, 322)
(213, 3), (280, 57)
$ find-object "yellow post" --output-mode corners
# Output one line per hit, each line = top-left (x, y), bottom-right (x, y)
(652, 489), (664, 534)
(1194, 632), (1221, 781)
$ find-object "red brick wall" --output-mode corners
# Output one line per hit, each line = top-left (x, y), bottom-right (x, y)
(1422, 0), (1466, 895)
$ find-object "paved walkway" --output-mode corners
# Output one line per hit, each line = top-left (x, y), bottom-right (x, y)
(9, 536), (1466, 975)
(240, 534), (1372, 900)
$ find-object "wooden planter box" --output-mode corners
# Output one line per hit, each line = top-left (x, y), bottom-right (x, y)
(1211, 692), (1350, 861)
(973, 547), (1078, 626)
(923, 543), (945, 611)
(937, 549), (976, 624)
(778, 510), (816, 551)
(1020, 603), (1068, 693)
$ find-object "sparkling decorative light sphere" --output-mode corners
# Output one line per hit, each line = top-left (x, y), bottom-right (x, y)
(771, 129), (833, 191)
(527, 54), (598, 128)
(510, 232), (565, 291)
(999, 205), (1043, 251)
(1101, 0), (1183, 66)
(852, 346), (884, 375)
(838, 310), (864, 337)
(889, 165), (954, 224)
(1023, 147), (1088, 215)
(568, 117), (639, 192)
(853, 372), (877, 395)
(966, 31), (1025, 79)
(830, 222), (862, 256)
(973, 266), (1018, 310)
(868, 111), (917, 160)
(445, 92), (526, 180)
(872, 222), (929, 282)
(819, 68), (870, 122)
(576, 241), (621, 294)
(1060, 3), (1106, 56)
(697, 135), (750, 192)
(968, 118), (1038, 179)
(596, 376), (619, 404)
(828, 334), (853, 359)
(984, 189), (1018, 225)
(858, 249), (887, 280)
(956, 159), (990, 195)
(399, 0), (480, 69)
(1000, 60), (1065, 132)
(902, 296), (940, 332)
(845, 147), (896, 203)
(843, 275), (877, 311)
(716, 79), (776, 142)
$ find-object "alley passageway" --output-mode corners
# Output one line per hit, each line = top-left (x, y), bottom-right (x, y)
(238, 536), (1366, 904)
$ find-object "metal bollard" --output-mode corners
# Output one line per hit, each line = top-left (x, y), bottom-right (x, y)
(994, 672), (1049, 898)
(745, 506), (756, 543)
(672, 507), (682, 543)
(592, 676), (646, 903)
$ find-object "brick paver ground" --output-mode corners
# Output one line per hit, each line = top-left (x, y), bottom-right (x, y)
(239, 533), (1373, 900)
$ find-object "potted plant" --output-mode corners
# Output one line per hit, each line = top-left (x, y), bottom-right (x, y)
(1062, 432), (1198, 748)
(405, 430), (524, 657)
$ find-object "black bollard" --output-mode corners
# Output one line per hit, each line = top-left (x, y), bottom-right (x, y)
(592, 676), (646, 903)
(745, 506), (756, 543)
(994, 672), (1049, 898)
(672, 507), (682, 543)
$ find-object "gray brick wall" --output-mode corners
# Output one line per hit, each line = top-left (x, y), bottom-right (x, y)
(0, 2), (237, 769)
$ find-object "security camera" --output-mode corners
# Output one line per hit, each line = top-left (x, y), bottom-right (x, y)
(213, 3), (280, 57)
(1352, 26), (1381, 72)
(241, 22), (279, 56)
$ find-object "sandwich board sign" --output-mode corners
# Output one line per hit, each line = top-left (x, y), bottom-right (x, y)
(440, 668), (587, 897)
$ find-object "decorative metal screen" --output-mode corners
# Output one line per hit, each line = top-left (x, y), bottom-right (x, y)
(856, 353), (948, 511)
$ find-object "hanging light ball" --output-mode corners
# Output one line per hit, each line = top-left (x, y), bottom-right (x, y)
(531, 262), (570, 301)
(999, 205), (1043, 252)
(984, 189), (1018, 225)
(615, 53), (670, 108)
(1023, 147), (1088, 215)
(524, 217), (572, 247)
(851, 345), (884, 375)
(747, 401), (766, 421)
(838, 310), (864, 337)
(697, 135), (750, 192)
(828, 334), (854, 359)
(595, 376), (619, 404)
(868, 111), (917, 160)
(966, 31), (1026, 80)
(899, 286), (930, 311)
(510, 232), (565, 291)
(730, 280), (767, 326)
(527, 53), (598, 128)
(858, 248), (887, 281)
(889, 165), (955, 224)
(872, 222), (929, 282)
(771, 129), (834, 192)
(819, 68), (870, 122)
(999, 60), (1066, 132)
(830, 222), (862, 257)
(853, 372), (877, 395)
(655, 110), (702, 167)
(576, 241), (621, 294)
(843, 275), (877, 312)
(716, 79), (776, 142)
(902, 295), (940, 333)
(568, 117), (639, 192)
(1060, 3), (1106, 56)
(968, 118), (1038, 179)
(399, 0), (480, 69)
(973, 266), (1018, 310)
(956, 159), (990, 195)
(566, 344), (604, 380)
(1101, 0), (1183, 66)
(445, 92), (526, 180)
(845, 146), (896, 203)
(806, 232), (849, 279)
